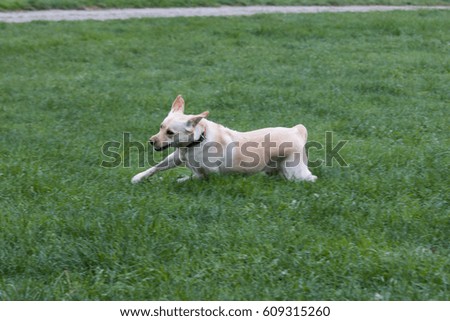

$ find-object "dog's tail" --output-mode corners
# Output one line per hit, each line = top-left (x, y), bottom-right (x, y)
(294, 124), (309, 165)
(294, 124), (308, 142)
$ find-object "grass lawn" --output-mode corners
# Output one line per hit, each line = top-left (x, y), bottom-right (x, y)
(1, 0), (449, 11)
(0, 10), (449, 300)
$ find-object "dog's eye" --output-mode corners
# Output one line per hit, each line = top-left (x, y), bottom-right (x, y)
(166, 130), (174, 136)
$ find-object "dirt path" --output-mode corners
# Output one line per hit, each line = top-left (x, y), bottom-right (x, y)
(0, 5), (448, 23)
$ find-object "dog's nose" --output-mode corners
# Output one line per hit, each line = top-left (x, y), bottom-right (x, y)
(148, 140), (154, 145)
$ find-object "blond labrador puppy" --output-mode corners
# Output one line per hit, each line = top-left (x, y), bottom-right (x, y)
(132, 96), (317, 183)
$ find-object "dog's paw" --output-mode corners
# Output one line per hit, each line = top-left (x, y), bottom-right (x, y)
(131, 173), (145, 184)
(306, 175), (318, 182)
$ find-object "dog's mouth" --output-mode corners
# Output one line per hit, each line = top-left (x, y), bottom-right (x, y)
(154, 144), (171, 151)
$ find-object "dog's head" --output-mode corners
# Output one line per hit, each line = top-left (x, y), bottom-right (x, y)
(149, 95), (209, 151)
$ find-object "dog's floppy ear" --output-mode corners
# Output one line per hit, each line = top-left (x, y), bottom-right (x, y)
(187, 111), (209, 128)
(170, 95), (185, 114)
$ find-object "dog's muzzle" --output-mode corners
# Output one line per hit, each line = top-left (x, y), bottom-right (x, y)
(149, 140), (171, 152)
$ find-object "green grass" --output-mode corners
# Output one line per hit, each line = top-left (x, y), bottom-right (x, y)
(0, 10), (449, 300)
(0, 0), (449, 11)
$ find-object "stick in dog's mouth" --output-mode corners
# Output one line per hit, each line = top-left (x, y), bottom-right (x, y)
(154, 144), (171, 152)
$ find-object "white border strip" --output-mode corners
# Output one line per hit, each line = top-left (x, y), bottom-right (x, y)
(0, 5), (449, 23)
(0, 301), (450, 321)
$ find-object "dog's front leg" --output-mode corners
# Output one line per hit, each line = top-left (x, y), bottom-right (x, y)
(131, 149), (182, 184)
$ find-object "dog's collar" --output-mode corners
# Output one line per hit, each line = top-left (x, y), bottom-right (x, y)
(186, 130), (206, 148)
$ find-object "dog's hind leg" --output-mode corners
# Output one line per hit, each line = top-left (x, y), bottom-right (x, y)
(280, 124), (317, 182)
(280, 152), (317, 182)
(131, 150), (183, 184)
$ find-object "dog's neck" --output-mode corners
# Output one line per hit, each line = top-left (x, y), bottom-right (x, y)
(186, 125), (206, 148)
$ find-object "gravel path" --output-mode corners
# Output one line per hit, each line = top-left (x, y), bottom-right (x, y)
(0, 5), (448, 23)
